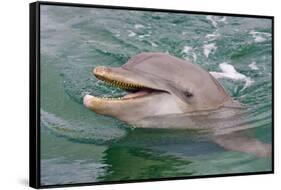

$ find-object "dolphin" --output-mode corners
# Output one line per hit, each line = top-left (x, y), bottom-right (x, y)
(83, 52), (240, 121)
(83, 52), (271, 157)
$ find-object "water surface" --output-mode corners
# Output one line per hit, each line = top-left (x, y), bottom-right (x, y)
(40, 5), (272, 186)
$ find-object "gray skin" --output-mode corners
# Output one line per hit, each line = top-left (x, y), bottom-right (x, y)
(83, 52), (271, 157)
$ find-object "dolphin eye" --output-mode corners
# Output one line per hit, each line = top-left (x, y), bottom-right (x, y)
(184, 91), (193, 98)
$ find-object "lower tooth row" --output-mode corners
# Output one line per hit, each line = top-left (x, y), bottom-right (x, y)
(101, 97), (123, 100)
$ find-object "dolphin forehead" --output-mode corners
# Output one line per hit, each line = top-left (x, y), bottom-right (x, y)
(122, 52), (210, 86)
(121, 52), (218, 91)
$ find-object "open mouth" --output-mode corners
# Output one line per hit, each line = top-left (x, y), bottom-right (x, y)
(92, 72), (165, 101)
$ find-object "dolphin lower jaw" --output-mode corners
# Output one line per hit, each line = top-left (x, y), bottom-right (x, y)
(83, 93), (171, 122)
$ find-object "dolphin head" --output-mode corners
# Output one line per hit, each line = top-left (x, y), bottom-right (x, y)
(83, 52), (231, 123)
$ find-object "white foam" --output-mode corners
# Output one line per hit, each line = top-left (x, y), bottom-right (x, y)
(248, 61), (259, 70)
(206, 16), (227, 28)
(205, 32), (220, 41)
(138, 34), (150, 38)
(181, 31), (187, 35)
(249, 30), (271, 43)
(182, 46), (193, 54)
(206, 16), (218, 27)
(252, 35), (266, 43)
(181, 46), (197, 62)
(128, 30), (136, 37)
(203, 43), (217, 58)
(205, 33), (218, 38)
(192, 53), (197, 62)
(150, 41), (158, 47)
(219, 16), (227, 23)
(134, 24), (144, 29)
(210, 62), (254, 88)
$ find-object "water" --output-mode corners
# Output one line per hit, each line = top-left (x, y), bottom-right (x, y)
(40, 5), (272, 186)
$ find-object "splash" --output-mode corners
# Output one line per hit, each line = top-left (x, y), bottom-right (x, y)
(203, 43), (217, 58)
(206, 16), (227, 28)
(248, 61), (259, 70)
(210, 62), (254, 88)
(249, 30), (271, 43)
(182, 45), (197, 62)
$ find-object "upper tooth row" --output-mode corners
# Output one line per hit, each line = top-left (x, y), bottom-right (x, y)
(100, 97), (123, 100)
(109, 81), (143, 89)
(96, 75), (143, 89)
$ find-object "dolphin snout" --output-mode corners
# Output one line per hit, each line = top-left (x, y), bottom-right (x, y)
(83, 94), (94, 108)
(93, 66), (109, 76)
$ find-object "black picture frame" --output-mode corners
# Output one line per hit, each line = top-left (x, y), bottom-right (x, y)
(30, 1), (274, 189)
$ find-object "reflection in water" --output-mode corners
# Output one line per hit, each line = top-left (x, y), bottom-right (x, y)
(101, 145), (193, 181)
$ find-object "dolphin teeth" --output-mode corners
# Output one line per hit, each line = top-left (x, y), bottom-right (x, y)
(99, 96), (125, 100)
(95, 74), (146, 90)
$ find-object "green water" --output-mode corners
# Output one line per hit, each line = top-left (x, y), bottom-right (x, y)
(40, 5), (272, 186)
